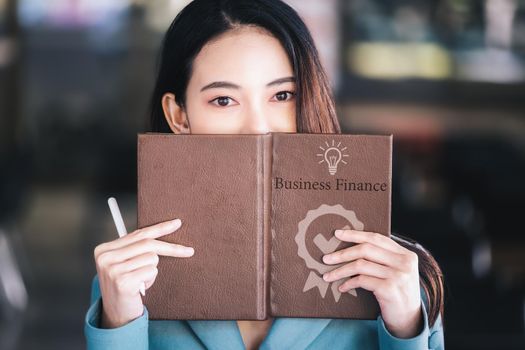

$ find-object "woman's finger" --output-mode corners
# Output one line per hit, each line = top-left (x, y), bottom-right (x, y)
(134, 219), (183, 240)
(323, 241), (405, 269)
(117, 265), (159, 296)
(143, 273), (159, 291)
(97, 239), (193, 267)
(338, 274), (385, 294)
(95, 219), (182, 258)
(334, 229), (405, 254)
(107, 252), (160, 277)
(322, 258), (392, 283)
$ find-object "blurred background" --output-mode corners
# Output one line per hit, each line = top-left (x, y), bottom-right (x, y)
(0, 0), (524, 349)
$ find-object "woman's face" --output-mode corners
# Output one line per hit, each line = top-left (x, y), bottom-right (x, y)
(161, 26), (297, 134)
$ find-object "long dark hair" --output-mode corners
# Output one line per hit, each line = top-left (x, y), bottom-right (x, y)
(148, 0), (444, 327)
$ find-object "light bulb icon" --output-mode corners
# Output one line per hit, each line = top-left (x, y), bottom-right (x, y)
(317, 140), (348, 175)
(324, 148), (341, 175)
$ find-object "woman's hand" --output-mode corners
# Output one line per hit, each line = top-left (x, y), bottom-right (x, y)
(322, 229), (423, 338)
(93, 218), (194, 328)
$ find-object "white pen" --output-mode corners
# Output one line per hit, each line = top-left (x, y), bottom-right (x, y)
(108, 197), (146, 297)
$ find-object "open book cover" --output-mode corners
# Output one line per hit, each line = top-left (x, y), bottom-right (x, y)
(137, 132), (392, 320)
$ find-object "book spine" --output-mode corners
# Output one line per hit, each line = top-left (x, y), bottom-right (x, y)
(259, 133), (273, 319)
(136, 134), (144, 229)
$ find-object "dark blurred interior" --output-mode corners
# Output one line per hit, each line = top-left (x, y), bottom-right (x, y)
(0, 0), (524, 349)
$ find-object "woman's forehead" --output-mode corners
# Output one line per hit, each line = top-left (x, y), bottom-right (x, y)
(189, 27), (294, 88)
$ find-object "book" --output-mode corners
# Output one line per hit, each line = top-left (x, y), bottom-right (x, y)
(137, 132), (392, 320)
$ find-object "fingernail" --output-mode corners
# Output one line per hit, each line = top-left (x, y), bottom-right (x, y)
(334, 229), (342, 237)
(183, 247), (194, 255)
(323, 254), (332, 263)
(172, 218), (182, 227)
(323, 273), (330, 281)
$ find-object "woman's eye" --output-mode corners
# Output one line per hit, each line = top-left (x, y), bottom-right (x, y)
(210, 96), (235, 107)
(273, 91), (295, 102)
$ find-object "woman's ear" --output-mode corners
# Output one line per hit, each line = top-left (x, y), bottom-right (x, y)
(161, 93), (191, 134)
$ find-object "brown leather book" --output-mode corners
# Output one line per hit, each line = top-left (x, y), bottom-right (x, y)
(137, 132), (392, 321)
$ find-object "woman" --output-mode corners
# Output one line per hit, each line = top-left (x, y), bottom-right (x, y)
(84, 0), (445, 349)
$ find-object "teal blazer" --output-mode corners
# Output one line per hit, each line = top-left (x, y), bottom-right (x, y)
(84, 276), (444, 349)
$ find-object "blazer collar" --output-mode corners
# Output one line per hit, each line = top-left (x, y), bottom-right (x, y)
(187, 317), (332, 350)
(260, 317), (332, 349)
(186, 320), (244, 350)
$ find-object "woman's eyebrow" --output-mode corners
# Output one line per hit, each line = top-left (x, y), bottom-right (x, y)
(200, 81), (239, 91)
(267, 76), (295, 87)
(200, 76), (295, 92)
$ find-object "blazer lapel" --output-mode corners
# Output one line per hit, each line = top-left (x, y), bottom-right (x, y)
(260, 317), (332, 350)
(187, 320), (246, 350)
